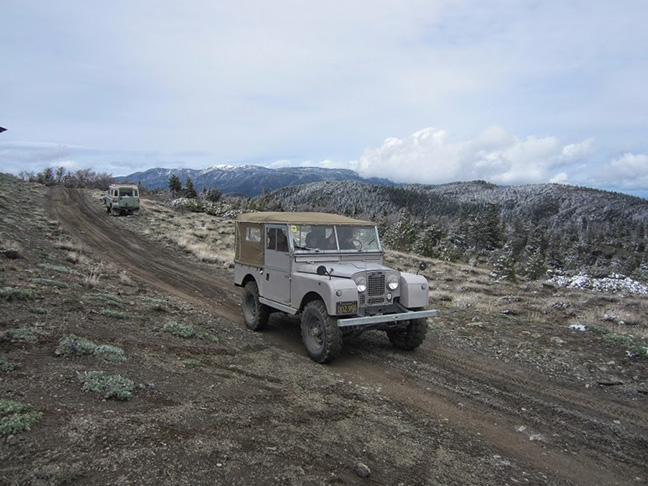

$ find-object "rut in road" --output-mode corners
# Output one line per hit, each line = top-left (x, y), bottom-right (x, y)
(49, 188), (648, 486)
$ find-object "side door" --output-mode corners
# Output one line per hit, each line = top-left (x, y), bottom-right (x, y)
(263, 224), (291, 304)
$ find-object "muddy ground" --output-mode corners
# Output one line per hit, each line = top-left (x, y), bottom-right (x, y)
(1, 175), (647, 485)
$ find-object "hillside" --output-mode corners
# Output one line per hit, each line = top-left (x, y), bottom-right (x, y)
(1, 174), (647, 485)
(256, 180), (648, 279)
(115, 165), (394, 196)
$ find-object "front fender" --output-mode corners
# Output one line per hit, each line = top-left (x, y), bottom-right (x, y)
(292, 274), (357, 316)
(399, 272), (430, 309)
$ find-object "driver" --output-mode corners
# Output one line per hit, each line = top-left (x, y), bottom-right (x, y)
(338, 227), (356, 250)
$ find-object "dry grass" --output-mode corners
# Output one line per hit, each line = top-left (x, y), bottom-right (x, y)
(84, 263), (104, 288)
(115, 199), (236, 269)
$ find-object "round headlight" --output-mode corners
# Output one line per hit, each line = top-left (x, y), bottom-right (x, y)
(355, 277), (367, 293)
(387, 275), (399, 291)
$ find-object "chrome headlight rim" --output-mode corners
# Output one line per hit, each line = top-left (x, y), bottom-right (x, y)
(387, 275), (399, 291)
(355, 277), (367, 293)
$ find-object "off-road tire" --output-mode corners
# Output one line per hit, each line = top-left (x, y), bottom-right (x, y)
(387, 318), (428, 350)
(300, 300), (342, 363)
(242, 281), (270, 331)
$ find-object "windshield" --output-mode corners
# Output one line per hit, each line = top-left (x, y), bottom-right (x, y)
(291, 224), (381, 253)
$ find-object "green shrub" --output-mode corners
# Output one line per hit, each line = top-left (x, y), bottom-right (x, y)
(56, 335), (97, 357)
(182, 358), (203, 368)
(0, 358), (18, 372)
(5, 328), (40, 343)
(0, 287), (35, 301)
(163, 321), (197, 338)
(89, 293), (124, 306)
(0, 399), (43, 434)
(77, 371), (134, 400)
(587, 324), (611, 336)
(602, 333), (633, 348)
(628, 343), (648, 359)
(100, 309), (129, 319)
(163, 322), (218, 342)
(200, 332), (219, 343)
(93, 345), (127, 363)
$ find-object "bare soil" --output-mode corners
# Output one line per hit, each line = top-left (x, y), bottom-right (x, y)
(1, 176), (647, 485)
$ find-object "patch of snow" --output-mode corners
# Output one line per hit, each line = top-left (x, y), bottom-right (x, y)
(547, 272), (648, 295)
(569, 324), (587, 332)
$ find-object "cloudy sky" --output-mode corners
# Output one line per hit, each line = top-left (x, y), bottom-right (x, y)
(1, 0), (647, 196)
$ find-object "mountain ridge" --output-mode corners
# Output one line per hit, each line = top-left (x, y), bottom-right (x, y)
(115, 165), (394, 196)
(253, 180), (648, 279)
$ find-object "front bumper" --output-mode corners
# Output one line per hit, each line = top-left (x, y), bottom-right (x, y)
(337, 309), (437, 328)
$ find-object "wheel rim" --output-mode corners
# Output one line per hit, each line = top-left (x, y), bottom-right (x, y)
(304, 315), (324, 350)
(243, 291), (256, 321)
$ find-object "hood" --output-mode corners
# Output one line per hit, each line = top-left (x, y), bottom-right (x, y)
(296, 261), (392, 279)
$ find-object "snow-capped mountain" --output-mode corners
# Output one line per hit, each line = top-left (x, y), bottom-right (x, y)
(115, 165), (394, 196)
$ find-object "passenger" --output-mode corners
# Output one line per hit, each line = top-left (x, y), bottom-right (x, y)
(277, 231), (289, 252)
(322, 230), (337, 250)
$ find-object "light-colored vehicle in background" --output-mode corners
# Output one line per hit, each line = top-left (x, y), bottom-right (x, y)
(234, 212), (436, 363)
(104, 184), (140, 216)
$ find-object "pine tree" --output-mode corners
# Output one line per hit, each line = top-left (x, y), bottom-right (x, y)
(524, 249), (547, 280)
(168, 174), (182, 197)
(471, 203), (503, 251)
(205, 188), (222, 203)
(386, 210), (417, 252)
(490, 247), (517, 283)
(185, 176), (197, 199)
(413, 225), (445, 258)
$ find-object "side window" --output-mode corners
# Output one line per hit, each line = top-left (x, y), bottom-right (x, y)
(266, 227), (289, 252)
(246, 227), (261, 242)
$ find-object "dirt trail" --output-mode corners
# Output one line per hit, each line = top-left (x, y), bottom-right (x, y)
(49, 188), (648, 486)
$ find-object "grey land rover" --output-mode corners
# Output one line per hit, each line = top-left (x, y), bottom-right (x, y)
(104, 184), (140, 216)
(234, 212), (436, 363)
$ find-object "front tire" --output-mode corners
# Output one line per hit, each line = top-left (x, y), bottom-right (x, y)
(242, 281), (270, 331)
(387, 318), (428, 350)
(300, 300), (342, 363)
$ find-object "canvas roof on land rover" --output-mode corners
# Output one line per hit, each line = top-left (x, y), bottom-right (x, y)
(234, 212), (378, 267)
(235, 212), (375, 226)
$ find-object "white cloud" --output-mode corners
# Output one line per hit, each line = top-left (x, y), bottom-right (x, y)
(550, 172), (569, 184)
(1, 1), (646, 196)
(356, 126), (593, 186)
(590, 153), (648, 190)
(267, 159), (350, 170)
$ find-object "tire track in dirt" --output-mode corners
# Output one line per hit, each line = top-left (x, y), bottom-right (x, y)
(49, 188), (241, 323)
(356, 343), (648, 471)
(49, 188), (647, 486)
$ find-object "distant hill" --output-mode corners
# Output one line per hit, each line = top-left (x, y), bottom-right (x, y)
(115, 165), (394, 196)
(255, 180), (648, 279)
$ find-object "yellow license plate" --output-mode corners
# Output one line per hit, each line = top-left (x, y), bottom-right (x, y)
(336, 301), (358, 315)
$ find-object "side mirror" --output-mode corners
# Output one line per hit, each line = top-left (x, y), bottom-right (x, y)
(417, 262), (427, 275)
(316, 265), (333, 279)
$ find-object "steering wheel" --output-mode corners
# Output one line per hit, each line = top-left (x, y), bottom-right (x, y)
(351, 238), (363, 250)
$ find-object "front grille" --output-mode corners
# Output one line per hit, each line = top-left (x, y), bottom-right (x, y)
(368, 273), (385, 296)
